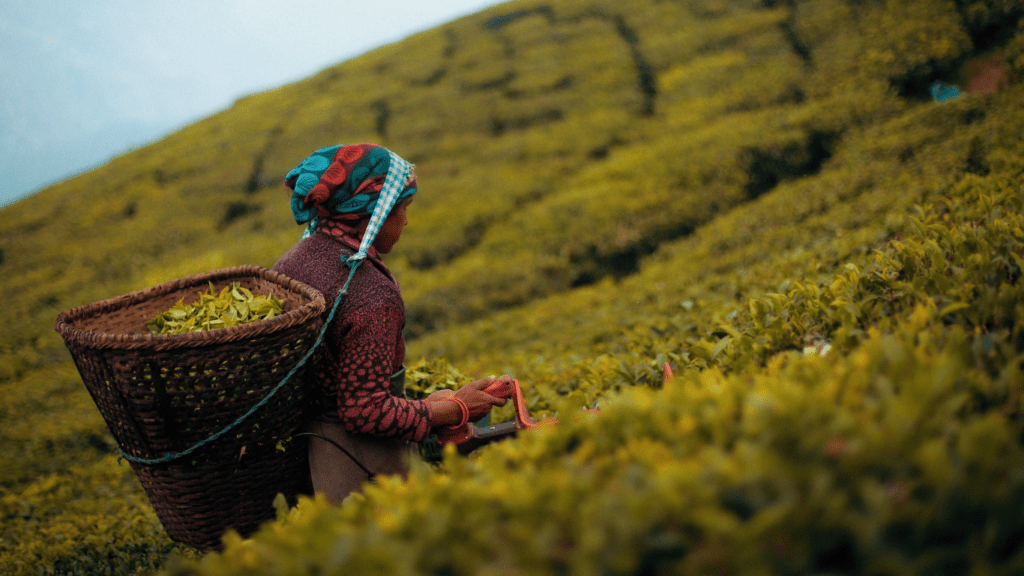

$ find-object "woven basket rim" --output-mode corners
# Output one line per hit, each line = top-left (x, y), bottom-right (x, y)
(54, 265), (326, 352)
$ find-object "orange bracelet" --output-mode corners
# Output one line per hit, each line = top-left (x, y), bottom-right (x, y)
(446, 396), (470, 429)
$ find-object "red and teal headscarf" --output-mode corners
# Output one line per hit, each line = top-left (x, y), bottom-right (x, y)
(284, 143), (417, 257)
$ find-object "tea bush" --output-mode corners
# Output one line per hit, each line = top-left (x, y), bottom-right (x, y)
(2, 0), (1023, 573)
(171, 323), (1024, 575)
(0, 456), (197, 575)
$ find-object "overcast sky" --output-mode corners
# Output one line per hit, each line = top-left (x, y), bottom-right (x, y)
(0, 0), (506, 208)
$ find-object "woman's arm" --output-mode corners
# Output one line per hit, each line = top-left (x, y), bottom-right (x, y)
(330, 303), (506, 439)
(329, 303), (433, 441)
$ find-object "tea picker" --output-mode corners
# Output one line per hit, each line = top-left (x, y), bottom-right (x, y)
(56, 143), (509, 550)
(269, 143), (508, 506)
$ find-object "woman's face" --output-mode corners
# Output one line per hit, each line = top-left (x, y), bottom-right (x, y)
(373, 197), (412, 254)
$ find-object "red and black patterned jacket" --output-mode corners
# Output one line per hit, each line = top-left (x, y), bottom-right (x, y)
(272, 231), (433, 442)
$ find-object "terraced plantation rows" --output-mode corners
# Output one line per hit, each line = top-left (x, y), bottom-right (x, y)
(2, 0), (1023, 573)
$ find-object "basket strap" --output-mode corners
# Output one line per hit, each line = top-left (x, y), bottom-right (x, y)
(291, 432), (376, 481)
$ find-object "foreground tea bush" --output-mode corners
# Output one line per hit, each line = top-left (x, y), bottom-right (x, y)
(169, 321), (1024, 575)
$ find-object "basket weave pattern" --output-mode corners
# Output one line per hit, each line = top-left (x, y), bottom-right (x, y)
(55, 266), (326, 551)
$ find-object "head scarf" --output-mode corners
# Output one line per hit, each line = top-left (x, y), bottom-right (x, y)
(284, 143), (417, 255)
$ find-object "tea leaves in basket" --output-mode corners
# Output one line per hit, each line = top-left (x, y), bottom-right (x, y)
(145, 282), (285, 335)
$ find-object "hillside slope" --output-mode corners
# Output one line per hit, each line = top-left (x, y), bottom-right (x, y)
(2, 0), (1024, 573)
(0, 0), (1019, 374)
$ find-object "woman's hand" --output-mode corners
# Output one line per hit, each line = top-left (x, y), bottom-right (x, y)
(455, 376), (510, 421)
(426, 376), (510, 428)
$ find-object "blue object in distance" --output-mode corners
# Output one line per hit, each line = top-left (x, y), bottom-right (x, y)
(930, 80), (962, 102)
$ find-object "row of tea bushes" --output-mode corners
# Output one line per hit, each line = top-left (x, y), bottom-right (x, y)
(169, 118), (1024, 574)
(395, 0), (1022, 334)
(468, 141), (1023, 423)
(0, 456), (196, 575)
(406, 83), (1023, 404)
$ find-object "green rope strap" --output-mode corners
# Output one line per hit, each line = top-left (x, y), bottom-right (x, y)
(117, 258), (362, 466)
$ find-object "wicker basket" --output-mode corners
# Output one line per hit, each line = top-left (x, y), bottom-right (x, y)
(54, 265), (326, 551)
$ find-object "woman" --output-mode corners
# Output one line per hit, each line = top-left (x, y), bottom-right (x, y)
(272, 143), (506, 504)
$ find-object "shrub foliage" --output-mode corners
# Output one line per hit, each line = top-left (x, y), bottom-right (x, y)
(2, 0), (1023, 574)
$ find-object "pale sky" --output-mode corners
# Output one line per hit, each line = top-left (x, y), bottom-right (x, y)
(0, 0), (506, 208)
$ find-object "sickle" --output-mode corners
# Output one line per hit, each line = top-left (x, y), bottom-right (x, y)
(482, 377), (541, 429)
(435, 378), (540, 447)
(435, 377), (603, 451)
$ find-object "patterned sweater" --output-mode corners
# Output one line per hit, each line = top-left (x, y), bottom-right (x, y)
(272, 232), (432, 442)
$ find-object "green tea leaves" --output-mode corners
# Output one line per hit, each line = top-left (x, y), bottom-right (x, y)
(145, 282), (285, 335)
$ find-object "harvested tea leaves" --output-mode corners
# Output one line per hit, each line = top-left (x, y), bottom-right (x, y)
(146, 282), (285, 335)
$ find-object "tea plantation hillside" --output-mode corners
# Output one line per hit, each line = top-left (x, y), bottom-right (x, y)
(2, 0), (1024, 573)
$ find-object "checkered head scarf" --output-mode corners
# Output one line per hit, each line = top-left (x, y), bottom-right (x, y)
(284, 143), (416, 261)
